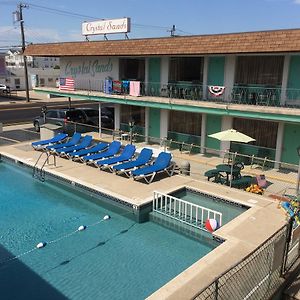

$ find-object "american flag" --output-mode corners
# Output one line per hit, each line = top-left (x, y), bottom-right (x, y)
(59, 77), (75, 91)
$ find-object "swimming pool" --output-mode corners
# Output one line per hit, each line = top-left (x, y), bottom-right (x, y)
(0, 161), (219, 300)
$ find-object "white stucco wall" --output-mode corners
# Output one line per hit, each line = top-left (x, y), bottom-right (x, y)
(60, 56), (119, 91)
(160, 109), (169, 139)
(220, 116), (233, 153)
(224, 55), (236, 101)
(160, 57), (169, 87)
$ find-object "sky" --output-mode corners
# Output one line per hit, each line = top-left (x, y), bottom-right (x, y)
(1, 0), (300, 49)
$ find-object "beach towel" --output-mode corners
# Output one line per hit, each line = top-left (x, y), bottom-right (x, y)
(129, 81), (140, 96)
(113, 80), (122, 94)
(256, 174), (267, 188)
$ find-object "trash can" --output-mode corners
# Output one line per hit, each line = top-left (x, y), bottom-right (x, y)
(180, 161), (190, 175)
(40, 124), (63, 140)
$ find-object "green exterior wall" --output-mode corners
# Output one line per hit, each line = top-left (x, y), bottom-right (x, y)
(149, 108), (160, 138)
(287, 55), (300, 100)
(147, 58), (161, 96)
(207, 56), (225, 86)
(281, 123), (300, 164)
(167, 132), (200, 145)
(206, 114), (222, 149)
(148, 58), (161, 83)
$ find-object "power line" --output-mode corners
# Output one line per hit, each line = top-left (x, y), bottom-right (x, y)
(0, 27), (19, 34)
(27, 3), (100, 20)
(25, 2), (178, 33)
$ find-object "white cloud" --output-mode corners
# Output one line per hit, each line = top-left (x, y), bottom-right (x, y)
(294, 0), (300, 3)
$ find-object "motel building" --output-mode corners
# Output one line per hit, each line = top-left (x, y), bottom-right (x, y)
(25, 26), (300, 166)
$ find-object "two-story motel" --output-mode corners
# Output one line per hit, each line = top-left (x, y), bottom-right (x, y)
(25, 28), (300, 165)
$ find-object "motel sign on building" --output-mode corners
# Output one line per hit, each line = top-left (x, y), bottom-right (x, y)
(82, 18), (131, 36)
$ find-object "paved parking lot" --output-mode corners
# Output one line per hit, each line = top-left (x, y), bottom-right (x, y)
(0, 125), (39, 146)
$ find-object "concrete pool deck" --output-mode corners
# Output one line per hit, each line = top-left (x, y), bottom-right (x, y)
(0, 139), (288, 299)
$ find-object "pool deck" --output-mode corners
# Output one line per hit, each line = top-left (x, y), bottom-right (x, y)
(0, 139), (287, 299)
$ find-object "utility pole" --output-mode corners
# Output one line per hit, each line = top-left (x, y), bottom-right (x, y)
(168, 25), (176, 37)
(17, 3), (30, 102)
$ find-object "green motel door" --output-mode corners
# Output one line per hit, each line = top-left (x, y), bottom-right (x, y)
(149, 108), (160, 141)
(148, 57), (161, 93)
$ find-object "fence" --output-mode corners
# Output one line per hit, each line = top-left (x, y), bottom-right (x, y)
(63, 120), (299, 197)
(153, 191), (222, 232)
(193, 219), (298, 300)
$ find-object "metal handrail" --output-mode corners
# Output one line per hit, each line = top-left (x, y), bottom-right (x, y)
(32, 151), (56, 181)
(37, 79), (300, 108)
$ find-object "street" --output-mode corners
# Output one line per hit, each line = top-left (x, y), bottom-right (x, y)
(0, 95), (99, 125)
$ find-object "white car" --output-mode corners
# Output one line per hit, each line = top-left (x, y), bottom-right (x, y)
(0, 84), (10, 93)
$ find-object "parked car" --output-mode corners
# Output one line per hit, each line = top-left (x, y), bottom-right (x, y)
(0, 84), (10, 94)
(33, 107), (114, 133)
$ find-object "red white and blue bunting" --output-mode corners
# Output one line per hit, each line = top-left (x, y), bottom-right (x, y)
(208, 85), (225, 97)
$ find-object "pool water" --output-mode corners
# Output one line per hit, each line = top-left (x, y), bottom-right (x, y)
(0, 161), (218, 300)
(171, 188), (248, 225)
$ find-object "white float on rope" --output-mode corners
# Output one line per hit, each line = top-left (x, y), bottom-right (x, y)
(78, 225), (87, 231)
(103, 215), (110, 220)
(36, 242), (47, 249)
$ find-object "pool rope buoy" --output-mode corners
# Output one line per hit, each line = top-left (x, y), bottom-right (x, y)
(0, 214), (111, 266)
(36, 242), (47, 249)
(78, 225), (87, 231)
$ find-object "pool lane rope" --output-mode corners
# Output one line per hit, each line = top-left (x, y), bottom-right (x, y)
(41, 215), (111, 247)
(0, 215), (111, 266)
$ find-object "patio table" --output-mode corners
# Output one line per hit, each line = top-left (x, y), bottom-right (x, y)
(216, 164), (241, 184)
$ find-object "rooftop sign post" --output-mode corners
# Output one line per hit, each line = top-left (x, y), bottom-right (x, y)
(82, 18), (131, 39)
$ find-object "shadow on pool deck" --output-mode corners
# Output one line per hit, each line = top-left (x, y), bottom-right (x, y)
(0, 245), (67, 300)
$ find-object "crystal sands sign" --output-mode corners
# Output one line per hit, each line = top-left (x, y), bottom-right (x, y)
(82, 18), (131, 36)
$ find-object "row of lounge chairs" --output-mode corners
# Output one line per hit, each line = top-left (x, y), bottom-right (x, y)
(31, 133), (176, 184)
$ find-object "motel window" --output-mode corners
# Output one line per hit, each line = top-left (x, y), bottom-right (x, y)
(233, 118), (278, 148)
(168, 111), (201, 136)
(235, 56), (284, 86)
(120, 105), (145, 126)
(48, 78), (53, 82)
(119, 58), (145, 81)
(169, 57), (203, 83)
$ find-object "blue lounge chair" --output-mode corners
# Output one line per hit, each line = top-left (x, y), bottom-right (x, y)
(70, 142), (109, 162)
(130, 152), (175, 184)
(31, 133), (68, 150)
(46, 132), (82, 151)
(84, 141), (121, 166)
(97, 144), (136, 171)
(113, 148), (153, 177)
(55, 135), (93, 158)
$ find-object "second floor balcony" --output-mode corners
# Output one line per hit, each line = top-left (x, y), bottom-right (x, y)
(42, 78), (300, 109)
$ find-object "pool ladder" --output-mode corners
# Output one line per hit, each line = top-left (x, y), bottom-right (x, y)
(33, 152), (56, 182)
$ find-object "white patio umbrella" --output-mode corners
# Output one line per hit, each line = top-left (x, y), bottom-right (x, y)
(208, 129), (255, 187)
(208, 129), (255, 143)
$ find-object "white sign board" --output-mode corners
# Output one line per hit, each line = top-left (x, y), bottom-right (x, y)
(82, 18), (130, 36)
